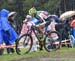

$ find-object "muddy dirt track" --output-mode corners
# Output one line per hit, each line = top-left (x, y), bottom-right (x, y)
(11, 55), (75, 61)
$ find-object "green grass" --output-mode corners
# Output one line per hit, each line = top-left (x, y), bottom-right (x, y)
(0, 47), (75, 61)
(0, 49), (49, 61)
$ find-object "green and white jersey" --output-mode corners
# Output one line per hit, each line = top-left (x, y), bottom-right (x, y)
(36, 11), (49, 22)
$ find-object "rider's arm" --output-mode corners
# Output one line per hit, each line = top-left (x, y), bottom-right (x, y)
(36, 21), (46, 27)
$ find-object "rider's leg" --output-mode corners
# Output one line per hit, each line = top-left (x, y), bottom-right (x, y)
(38, 25), (45, 51)
(38, 24), (45, 34)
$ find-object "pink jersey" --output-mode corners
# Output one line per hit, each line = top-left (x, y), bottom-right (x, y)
(20, 21), (36, 40)
(21, 21), (33, 34)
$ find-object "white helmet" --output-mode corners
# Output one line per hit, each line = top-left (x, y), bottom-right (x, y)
(23, 15), (32, 23)
(8, 12), (17, 17)
(26, 15), (32, 19)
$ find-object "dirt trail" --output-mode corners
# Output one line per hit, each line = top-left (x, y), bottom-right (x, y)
(12, 54), (75, 61)
(13, 57), (75, 61)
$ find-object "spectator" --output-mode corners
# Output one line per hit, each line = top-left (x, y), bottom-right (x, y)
(21, 15), (38, 52)
(0, 9), (18, 54)
(8, 12), (17, 30)
(0, 26), (4, 55)
(71, 19), (75, 38)
(71, 19), (75, 46)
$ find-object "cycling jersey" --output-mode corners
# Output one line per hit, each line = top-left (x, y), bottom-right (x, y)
(31, 17), (41, 26)
(23, 15), (44, 27)
(36, 11), (49, 22)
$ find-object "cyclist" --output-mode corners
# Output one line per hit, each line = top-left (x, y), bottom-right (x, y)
(28, 7), (51, 34)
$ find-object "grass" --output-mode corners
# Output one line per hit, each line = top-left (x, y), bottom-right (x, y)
(0, 49), (49, 61)
(0, 47), (75, 61)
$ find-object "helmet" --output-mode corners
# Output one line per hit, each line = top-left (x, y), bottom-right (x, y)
(23, 15), (32, 23)
(8, 12), (17, 17)
(29, 7), (37, 16)
(26, 15), (32, 19)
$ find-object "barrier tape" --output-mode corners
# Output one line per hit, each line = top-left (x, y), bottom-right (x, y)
(0, 45), (15, 49)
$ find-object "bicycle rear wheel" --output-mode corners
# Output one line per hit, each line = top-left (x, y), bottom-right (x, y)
(16, 34), (33, 55)
(44, 31), (61, 52)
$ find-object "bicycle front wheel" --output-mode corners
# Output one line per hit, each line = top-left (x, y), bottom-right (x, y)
(16, 34), (33, 55)
(44, 31), (61, 52)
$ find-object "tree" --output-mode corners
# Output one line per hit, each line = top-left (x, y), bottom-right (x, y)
(0, 0), (59, 32)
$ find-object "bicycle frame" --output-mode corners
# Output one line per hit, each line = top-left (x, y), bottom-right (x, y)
(27, 25), (44, 41)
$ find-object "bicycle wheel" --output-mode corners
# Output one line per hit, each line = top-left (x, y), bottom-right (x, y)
(16, 34), (33, 55)
(44, 31), (61, 52)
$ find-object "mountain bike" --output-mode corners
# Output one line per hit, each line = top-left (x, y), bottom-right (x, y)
(16, 21), (61, 55)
